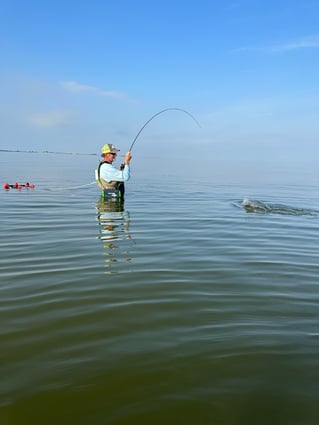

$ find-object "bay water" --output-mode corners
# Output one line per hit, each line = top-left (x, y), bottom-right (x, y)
(1, 152), (319, 425)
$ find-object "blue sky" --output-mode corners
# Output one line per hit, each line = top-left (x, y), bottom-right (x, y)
(1, 0), (319, 175)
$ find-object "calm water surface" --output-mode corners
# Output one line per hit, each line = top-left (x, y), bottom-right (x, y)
(1, 153), (319, 425)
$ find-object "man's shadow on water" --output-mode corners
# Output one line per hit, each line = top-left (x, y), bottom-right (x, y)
(96, 199), (133, 270)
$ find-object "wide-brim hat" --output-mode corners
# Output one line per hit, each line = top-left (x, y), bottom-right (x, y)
(101, 143), (120, 156)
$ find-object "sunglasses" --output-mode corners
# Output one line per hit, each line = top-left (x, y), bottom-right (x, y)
(108, 152), (117, 156)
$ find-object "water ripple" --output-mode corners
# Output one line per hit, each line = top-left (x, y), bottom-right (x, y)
(1, 167), (319, 423)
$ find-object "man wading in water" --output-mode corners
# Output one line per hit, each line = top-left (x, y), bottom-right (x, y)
(96, 144), (132, 201)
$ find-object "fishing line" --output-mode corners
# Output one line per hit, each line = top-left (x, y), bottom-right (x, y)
(128, 107), (201, 152)
(0, 149), (98, 156)
(47, 181), (96, 191)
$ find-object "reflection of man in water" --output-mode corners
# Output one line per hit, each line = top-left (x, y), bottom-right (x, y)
(96, 199), (132, 269)
(96, 143), (132, 201)
(96, 199), (131, 242)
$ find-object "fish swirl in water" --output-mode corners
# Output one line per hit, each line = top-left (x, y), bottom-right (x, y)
(241, 198), (319, 216)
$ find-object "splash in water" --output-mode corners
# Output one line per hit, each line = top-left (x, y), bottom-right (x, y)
(239, 198), (319, 216)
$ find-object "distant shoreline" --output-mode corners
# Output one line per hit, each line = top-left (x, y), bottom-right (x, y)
(0, 149), (97, 156)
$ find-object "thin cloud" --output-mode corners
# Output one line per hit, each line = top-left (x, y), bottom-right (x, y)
(60, 80), (125, 98)
(225, 2), (241, 10)
(269, 35), (319, 52)
(233, 34), (319, 54)
(27, 110), (76, 128)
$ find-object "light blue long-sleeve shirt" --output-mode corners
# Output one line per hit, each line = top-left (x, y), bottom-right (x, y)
(99, 162), (130, 182)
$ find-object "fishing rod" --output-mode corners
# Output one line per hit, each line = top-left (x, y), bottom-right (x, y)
(128, 107), (201, 152)
(118, 107), (201, 170)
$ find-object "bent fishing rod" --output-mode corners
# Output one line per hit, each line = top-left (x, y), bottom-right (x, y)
(118, 107), (201, 170)
(128, 107), (201, 152)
